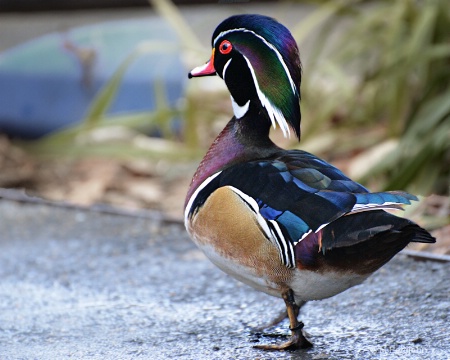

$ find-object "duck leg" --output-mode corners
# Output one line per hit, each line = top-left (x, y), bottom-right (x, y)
(253, 299), (307, 331)
(254, 289), (312, 350)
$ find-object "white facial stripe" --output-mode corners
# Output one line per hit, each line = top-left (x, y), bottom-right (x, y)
(242, 55), (291, 138)
(231, 97), (250, 119)
(222, 58), (232, 80)
(213, 28), (297, 94)
(184, 171), (222, 226)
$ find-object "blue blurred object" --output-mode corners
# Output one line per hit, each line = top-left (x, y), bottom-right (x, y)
(0, 18), (185, 139)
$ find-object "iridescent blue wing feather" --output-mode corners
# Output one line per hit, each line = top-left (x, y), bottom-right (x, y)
(187, 150), (417, 267)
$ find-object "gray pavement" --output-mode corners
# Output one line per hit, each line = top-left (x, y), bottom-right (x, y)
(0, 198), (448, 359)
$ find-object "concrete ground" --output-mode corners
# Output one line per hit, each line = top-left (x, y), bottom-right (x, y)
(0, 198), (448, 360)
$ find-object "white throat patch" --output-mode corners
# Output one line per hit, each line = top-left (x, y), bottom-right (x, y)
(231, 97), (250, 119)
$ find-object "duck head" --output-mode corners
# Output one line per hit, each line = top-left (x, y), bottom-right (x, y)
(189, 14), (302, 139)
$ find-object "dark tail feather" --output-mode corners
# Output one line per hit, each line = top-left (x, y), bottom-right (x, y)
(296, 211), (436, 273)
(407, 224), (436, 244)
(320, 210), (436, 251)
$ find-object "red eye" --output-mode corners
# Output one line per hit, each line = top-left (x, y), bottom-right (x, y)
(219, 40), (232, 54)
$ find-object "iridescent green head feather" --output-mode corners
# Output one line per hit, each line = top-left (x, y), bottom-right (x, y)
(189, 14), (301, 139)
(214, 15), (301, 139)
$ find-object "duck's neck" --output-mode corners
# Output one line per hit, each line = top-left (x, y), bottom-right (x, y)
(185, 109), (279, 208)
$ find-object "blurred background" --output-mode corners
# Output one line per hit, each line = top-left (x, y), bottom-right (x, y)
(0, 0), (448, 252)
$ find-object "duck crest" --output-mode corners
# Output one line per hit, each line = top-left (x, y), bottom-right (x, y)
(191, 14), (302, 139)
(215, 15), (301, 139)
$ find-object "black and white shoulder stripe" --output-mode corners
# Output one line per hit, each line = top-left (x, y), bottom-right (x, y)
(184, 172), (296, 268)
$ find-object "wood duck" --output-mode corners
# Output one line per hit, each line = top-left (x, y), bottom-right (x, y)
(184, 14), (435, 350)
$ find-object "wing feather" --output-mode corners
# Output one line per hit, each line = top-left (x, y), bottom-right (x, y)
(186, 150), (418, 267)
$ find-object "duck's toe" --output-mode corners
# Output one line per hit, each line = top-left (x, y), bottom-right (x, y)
(254, 327), (313, 350)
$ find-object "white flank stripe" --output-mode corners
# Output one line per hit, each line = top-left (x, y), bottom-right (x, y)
(243, 55), (291, 138)
(227, 186), (260, 212)
(316, 222), (330, 232)
(228, 186), (295, 268)
(349, 202), (405, 214)
(227, 186), (274, 241)
(269, 219), (295, 268)
(293, 201), (406, 244)
(297, 229), (312, 244)
(184, 171), (222, 227)
(267, 222), (285, 263)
